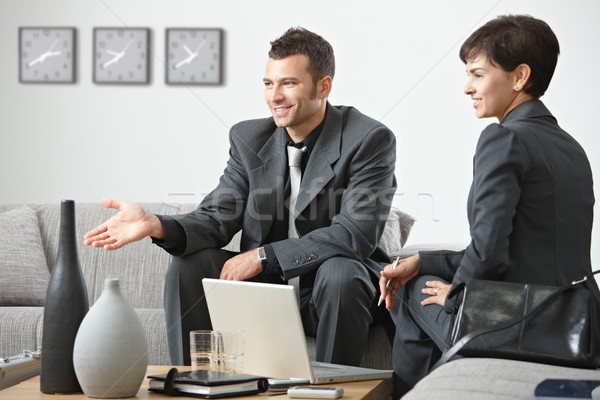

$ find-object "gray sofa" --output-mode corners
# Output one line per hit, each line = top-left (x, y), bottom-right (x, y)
(0, 202), (415, 370)
(5, 202), (595, 399)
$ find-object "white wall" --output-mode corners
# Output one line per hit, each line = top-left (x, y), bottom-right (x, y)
(1, 0), (599, 267)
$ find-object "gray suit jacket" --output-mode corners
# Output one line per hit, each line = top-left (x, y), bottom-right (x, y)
(170, 103), (397, 279)
(418, 100), (596, 312)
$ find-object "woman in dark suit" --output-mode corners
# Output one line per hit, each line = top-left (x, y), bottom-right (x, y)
(380, 15), (596, 398)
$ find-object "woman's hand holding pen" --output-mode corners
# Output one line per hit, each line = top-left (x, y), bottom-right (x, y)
(377, 256), (400, 307)
(378, 254), (420, 311)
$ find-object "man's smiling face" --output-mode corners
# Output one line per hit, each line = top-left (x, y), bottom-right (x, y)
(263, 54), (328, 141)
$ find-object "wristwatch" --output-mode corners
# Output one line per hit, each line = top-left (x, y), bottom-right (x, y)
(257, 247), (268, 268)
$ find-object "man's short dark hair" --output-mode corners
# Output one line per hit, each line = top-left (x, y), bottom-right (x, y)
(459, 15), (560, 98)
(269, 27), (335, 83)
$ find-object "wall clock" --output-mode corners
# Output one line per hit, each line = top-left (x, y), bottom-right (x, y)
(166, 28), (223, 85)
(93, 27), (150, 84)
(19, 27), (75, 83)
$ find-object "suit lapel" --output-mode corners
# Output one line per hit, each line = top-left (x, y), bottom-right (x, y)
(294, 105), (341, 218)
(249, 105), (343, 238)
(250, 127), (287, 240)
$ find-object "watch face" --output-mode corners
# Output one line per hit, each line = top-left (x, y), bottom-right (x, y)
(93, 27), (150, 84)
(166, 28), (223, 85)
(19, 27), (75, 83)
(258, 247), (267, 262)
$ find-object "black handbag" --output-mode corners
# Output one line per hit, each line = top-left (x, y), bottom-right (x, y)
(435, 270), (600, 369)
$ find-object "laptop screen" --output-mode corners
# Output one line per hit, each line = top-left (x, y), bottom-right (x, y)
(202, 279), (314, 380)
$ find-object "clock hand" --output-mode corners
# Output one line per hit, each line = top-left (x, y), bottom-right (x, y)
(175, 54), (196, 68)
(28, 55), (45, 67)
(102, 51), (126, 68)
(183, 44), (194, 56)
(193, 40), (206, 54)
(102, 40), (133, 69)
(120, 39), (133, 53)
(28, 39), (63, 66)
(174, 40), (207, 69)
(102, 54), (122, 68)
(28, 56), (44, 67)
(27, 48), (62, 67)
(46, 39), (59, 53)
(102, 39), (134, 68)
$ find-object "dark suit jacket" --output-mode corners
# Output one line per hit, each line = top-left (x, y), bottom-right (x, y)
(418, 100), (596, 312)
(168, 103), (397, 279)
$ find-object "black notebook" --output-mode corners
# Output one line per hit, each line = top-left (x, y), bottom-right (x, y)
(148, 368), (269, 398)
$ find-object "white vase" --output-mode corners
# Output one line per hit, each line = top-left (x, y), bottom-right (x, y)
(73, 278), (149, 398)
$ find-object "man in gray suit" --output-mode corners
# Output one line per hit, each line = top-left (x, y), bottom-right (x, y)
(85, 27), (397, 366)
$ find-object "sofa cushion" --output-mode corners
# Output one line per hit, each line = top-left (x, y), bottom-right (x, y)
(0, 207), (50, 306)
(403, 357), (600, 400)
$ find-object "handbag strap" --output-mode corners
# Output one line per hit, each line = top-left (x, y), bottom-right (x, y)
(434, 270), (600, 369)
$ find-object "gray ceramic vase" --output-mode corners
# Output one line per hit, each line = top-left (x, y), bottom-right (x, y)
(73, 278), (149, 398)
(40, 199), (88, 394)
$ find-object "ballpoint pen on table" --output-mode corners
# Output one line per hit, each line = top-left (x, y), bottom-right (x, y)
(377, 256), (400, 306)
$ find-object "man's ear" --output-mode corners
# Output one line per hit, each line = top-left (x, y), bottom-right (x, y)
(513, 63), (532, 92)
(318, 75), (333, 99)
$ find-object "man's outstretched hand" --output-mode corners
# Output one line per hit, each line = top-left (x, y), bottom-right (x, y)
(83, 198), (165, 250)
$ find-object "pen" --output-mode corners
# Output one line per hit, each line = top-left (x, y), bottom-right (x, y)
(377, 256), (400, 306)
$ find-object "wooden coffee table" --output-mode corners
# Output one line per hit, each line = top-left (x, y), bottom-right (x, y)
(1, 365), (392, 400)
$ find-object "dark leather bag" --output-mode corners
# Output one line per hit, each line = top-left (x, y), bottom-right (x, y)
(436, 271), (600, 369)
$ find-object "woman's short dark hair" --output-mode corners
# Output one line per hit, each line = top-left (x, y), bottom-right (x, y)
(269, 27), (335, 84)
(459, 15), (560, 98)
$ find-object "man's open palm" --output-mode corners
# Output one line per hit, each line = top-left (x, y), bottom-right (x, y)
(84, 198), (163, 250)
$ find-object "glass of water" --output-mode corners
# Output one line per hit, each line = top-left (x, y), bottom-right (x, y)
(189, 330), (215, 371)
(212, 331), (245, 373)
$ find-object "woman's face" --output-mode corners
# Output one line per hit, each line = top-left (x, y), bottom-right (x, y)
(463, 54), (521, 121)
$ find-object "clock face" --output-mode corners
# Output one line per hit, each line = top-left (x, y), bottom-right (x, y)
(93, 27), (150, 84)
(19, 27), (75, 83)
(166, 28), (223, 85)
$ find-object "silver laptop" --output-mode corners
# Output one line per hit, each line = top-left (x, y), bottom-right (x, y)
(202, 278), (392, 383)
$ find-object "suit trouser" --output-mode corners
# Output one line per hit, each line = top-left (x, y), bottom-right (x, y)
(391, 275), (454, 399)
(163, 248), (383, 366)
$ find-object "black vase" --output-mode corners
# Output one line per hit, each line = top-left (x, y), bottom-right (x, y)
(40, 200), (89, 394)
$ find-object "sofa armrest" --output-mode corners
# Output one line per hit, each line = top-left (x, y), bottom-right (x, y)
(389, 243), (467, 260)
